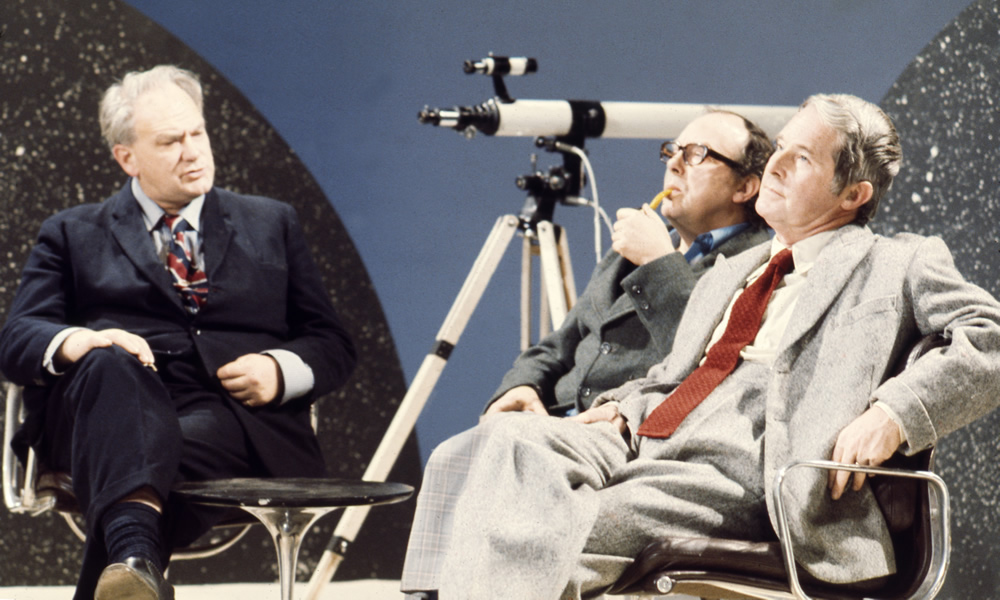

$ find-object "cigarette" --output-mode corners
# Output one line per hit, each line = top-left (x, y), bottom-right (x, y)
(649, 189), (673, 210)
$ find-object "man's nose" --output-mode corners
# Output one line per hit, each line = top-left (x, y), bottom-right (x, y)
(665, 151), (685, 175)
(765, 151), (787, 177)
(180, 137), (200, 160)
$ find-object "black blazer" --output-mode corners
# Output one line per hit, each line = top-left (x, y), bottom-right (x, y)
(0, 182), (356, 476)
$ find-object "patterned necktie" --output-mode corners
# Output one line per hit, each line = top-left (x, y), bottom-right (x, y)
(637, 248), (794, 439)
(161, 214), (208, 312)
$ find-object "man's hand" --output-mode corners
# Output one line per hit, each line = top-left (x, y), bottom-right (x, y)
(485, 385), (548, 416)
(55, 328), (155, 370)
(611, 205), (675, 266)
(828, 406), (903, 500)
(217, 354), (282, 407)
(569, 402), (627, 434)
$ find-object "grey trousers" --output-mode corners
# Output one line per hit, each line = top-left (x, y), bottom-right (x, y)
(407, 363), (773, 599)
(403, 414), (767, 599)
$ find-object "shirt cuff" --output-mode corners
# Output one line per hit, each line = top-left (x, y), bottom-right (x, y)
(873, 400), (908, 444)
(262, 349), (315, 403)
(43, 327), (86, 375)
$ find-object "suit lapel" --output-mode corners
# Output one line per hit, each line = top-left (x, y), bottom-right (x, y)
(773, 225), (876, 370)
(108, 187), (182, 308)
(199, 189), (235, 282)
(668, 243), (772, 377)
(601, 232), (766, 325)
(109, 185), (237, 312)
(601, 258), (639, 322)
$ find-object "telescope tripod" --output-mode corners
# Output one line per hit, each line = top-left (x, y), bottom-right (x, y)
(304, 212), (577, 599)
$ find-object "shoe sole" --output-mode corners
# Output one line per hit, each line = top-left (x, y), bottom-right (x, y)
(95, 563), (161, 600)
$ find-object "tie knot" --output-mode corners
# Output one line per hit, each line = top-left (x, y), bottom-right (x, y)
(161, 214), (190, 233)
(770, 248), (794, 277)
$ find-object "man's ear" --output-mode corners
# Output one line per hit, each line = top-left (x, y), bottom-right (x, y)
(732, 174), (761, 205)
(840, 180), (874, 212)
(112, 144), (139, 177)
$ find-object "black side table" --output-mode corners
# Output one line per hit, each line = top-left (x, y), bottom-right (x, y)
(175, 478), (413, 600)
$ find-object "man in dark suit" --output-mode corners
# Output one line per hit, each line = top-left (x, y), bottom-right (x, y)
(401, 109), (773, 595)
(0, 65), (356, 600)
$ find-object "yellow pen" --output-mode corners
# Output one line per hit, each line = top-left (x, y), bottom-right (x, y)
(649, 189), (673, 210)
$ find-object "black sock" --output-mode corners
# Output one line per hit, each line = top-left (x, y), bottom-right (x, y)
(100, 502), (164, 570)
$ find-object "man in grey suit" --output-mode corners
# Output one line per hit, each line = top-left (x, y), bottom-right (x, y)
(410, 93), (1000, 600)
(401, 110), (772, 596)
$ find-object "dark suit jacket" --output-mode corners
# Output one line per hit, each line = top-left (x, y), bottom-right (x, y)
(0, 182), (356, 477)
(490, 227), (770, 414)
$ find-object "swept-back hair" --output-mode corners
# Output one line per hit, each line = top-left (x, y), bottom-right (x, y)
(99, 65), (203, 150)
(802, 94), (902, 224)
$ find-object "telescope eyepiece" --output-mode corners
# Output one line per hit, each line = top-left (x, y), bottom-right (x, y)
(464, 56), (538, 76)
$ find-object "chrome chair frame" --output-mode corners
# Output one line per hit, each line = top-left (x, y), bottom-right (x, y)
(613, 334), (952, 600)
(774, 460), (950, 600)
(621, 453), (949, 600)
(2, 382), (263, 561)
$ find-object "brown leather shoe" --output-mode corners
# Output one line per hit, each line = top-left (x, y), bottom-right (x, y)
(95, 557), (175, 600)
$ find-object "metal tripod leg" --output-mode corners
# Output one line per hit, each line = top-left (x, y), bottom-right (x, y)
(521, 221), (577, 349)
(304, 214), (574, 599)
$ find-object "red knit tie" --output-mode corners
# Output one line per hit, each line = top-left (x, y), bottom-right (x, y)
(637, 248), (794, 439)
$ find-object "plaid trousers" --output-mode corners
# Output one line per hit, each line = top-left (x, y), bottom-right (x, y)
(401, 424), (490, 593)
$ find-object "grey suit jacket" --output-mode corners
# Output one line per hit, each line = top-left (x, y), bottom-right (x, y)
(490, 227), (770, 414)
(599, 224), (1000, 583)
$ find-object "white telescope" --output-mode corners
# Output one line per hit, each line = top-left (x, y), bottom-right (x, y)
(419, 97), (798, 140)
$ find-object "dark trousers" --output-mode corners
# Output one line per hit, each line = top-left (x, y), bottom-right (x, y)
(39, 345), (260, 599)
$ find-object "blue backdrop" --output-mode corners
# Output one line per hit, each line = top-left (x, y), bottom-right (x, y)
(119, 0), (973, 461)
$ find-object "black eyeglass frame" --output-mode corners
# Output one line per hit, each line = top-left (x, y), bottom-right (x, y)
(660, 140), (745, 174)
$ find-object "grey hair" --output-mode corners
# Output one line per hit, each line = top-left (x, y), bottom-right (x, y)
(99, 65), (204, 150)
(802, 94), (902, 224)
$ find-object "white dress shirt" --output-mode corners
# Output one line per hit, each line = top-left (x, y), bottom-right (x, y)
(701, 228), (904, 437)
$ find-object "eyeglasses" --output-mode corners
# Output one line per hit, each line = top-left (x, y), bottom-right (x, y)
(660, 140), (744, 173)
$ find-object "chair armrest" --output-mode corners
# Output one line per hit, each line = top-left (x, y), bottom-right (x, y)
(3, 383), (56, 515)
(773, 459), (950, 600)
(3, 382), (26, 512)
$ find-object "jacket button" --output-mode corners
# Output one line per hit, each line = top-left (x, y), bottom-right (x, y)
(640, 301), (650, 310)
(579, 386), (591, 398)
(600, 342), (612, 354)
(631, 284), (642, 295)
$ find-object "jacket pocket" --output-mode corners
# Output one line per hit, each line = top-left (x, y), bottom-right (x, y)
(834, 295), (898, 328)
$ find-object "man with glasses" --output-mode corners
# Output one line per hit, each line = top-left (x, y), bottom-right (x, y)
(406, 94), (1000, 600)
(487, 110), (773, 419)
(401, 109), (772, 597)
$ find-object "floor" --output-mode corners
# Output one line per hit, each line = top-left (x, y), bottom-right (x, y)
(0, 579), (697, 600)
(0, 580), (402, 600)
(0, 581), (701, 600)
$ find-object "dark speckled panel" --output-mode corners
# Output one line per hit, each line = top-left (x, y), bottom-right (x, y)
(878, 1), (1000, 597)
(0, 0), (419, 586)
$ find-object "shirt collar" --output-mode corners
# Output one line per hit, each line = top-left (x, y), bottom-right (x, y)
(131, 178), (205, 233)
(769, 229), (837, 275)
(670, 222), (753, 264)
